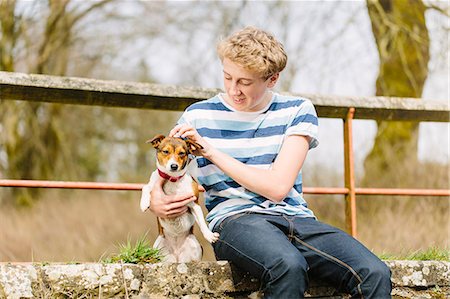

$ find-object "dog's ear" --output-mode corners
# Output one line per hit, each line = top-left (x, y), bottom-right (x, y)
(185, 139), (203, 154)
(146, 134), (165, 149)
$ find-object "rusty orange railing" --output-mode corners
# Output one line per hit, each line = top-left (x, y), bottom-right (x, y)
(1, 71), (449, 238)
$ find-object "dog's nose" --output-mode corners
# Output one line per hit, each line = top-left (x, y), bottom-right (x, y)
(170, 164), (178, 171)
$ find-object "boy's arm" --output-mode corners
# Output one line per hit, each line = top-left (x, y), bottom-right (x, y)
(204, 135), (309, 202)
(170, 124), (309, 202)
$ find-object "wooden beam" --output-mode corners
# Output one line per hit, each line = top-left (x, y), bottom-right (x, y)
(1, 71), (448, 121)
(0, 71), (220, 111)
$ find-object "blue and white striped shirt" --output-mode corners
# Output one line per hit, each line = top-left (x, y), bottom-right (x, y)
(178, 92), (319, 230)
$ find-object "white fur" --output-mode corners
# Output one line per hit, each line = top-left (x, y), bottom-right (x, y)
(140, 157), (219, 263)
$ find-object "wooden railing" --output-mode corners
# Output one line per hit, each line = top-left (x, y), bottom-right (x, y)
(1, 71), (449, 238)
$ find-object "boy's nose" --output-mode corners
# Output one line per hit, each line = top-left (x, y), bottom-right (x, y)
(229, 82), (241, 96)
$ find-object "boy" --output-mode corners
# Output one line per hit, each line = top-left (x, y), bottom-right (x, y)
(150, 26), (391, 298)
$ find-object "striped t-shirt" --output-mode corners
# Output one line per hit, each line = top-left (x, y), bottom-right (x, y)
(178, 92), (319, 230)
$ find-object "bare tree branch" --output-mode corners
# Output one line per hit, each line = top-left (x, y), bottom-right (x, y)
(425, 3), (450, 17)
(70, 0), (116, 27)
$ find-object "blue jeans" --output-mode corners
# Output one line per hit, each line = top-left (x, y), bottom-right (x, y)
(212, 213), (391, 299)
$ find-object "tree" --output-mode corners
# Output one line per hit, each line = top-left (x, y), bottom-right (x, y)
(364, 0), (430, 188)
(0, 0), (117, 205)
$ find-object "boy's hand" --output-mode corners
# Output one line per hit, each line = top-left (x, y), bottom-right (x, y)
(169, 124), (212, 157)
(149, 178), (196, 218)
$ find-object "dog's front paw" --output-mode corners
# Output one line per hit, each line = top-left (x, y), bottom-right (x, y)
(140, 193), (151, 212)
(140, 183), (153, 212)
(204, 231), (220, 243)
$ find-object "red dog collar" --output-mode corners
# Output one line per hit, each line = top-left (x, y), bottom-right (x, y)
(158, 169), (185, 182)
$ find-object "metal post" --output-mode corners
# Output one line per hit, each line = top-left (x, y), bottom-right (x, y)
(343, 107), (357, 238)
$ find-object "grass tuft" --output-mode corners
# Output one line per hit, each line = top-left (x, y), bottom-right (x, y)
(103, 235), (163, 264)
(405, 247), (450, 261)
(379, 247), (450, 261)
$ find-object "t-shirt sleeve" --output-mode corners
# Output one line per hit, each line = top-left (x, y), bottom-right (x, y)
(285, 99), (319, 149)
(175, 109), (193, 128)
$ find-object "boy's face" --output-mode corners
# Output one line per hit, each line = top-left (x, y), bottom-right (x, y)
(222, 58), (278, 112)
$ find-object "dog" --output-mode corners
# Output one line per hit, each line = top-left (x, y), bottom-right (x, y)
(140, 134), (219, 263)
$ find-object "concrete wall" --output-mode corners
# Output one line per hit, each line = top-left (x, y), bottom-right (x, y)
(1, 260), (448, 298)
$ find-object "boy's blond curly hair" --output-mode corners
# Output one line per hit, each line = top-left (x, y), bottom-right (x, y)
(217, 26), (287, 80)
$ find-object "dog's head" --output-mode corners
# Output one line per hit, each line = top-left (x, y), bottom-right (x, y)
(147, 134), (203, 174)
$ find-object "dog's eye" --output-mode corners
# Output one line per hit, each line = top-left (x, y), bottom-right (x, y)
(178, 152), (186, 157)
(162, 150), (170, 155)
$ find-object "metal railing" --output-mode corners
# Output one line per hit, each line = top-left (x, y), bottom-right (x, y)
(1, 71), (449, 238)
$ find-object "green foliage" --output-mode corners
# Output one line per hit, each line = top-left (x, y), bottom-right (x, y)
(103, 235), (163, 264)
(405, 247), (450, 261)
(379, 247), (450, 261)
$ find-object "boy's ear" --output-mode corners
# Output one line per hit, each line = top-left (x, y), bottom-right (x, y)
(185, 139), (203, 154)
(146, 134), (165, 149)
(267, 73), (279, 88)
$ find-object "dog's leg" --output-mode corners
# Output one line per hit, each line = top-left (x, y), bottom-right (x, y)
(153, 235), (176, 263)
(153, 235), (166, 249)
(178, 234), (202, 263)
(140, 171), (158, 212)
(188, 202), (219, 243)
(140, 184), (151, 212)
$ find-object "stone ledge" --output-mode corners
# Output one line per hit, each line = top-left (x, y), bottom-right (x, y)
(0, 260), (448, 298)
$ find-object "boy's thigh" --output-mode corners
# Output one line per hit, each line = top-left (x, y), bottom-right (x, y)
(213, 213), (306, 277)
(291, 217), (384, 282)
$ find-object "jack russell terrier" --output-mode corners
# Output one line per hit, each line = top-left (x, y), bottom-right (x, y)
(140, 134), (219, 263)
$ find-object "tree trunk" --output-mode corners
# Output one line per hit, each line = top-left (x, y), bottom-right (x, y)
(364, 0), (430, 188)
(0, 0), (17, 72)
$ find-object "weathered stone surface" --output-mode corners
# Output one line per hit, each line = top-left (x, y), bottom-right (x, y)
(39, 263), (143, 297)
(0, 264), (37, 299)
(139, 262), (250, 297)
(386, 260), (450, 287)
(0, 261), (448, 298)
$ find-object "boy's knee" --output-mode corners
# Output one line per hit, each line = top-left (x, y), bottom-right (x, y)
(285, 256), (308, 275)
(268, 254), (308, 281)
(368, 261), (391, 284)
(263, 255), (308, 297)
(361, 260), (392, 296)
